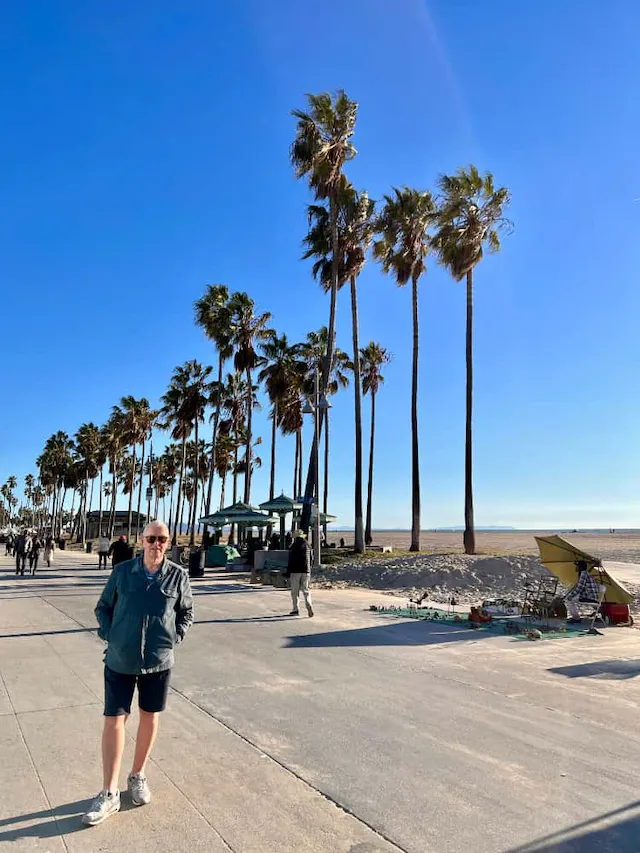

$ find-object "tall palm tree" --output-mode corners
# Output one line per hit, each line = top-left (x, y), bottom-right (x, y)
(160, 362), (212, 545)
(38, 432), (74, 537)
(75, 423), (101, 543)
(160, 445), (180, 531)
(360, 342), (393, 546)
(433, 165), (511, 555)
(374, 187), (437, 551)
(291, 90), (358, 531)
(301, 327), (349, 535)
(194, 284), (233, 519)
(213, 432), (235, 510)
(103, 410), (126, 538)
(304, 178), (375, 552)
(258, 333), (307, 503)
(228, 292), (272, 505)
(24, 474), (35, 525)
(117, 397), (156, 541)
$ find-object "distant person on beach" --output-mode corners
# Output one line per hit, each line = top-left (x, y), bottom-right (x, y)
(285, 530), (314, 618)
(15, 531), (28, 575)
(29, 535), (42, 573)
(82, 520), (193, 827)
(565, 559), (600, 624)
(44, 536), (55, 567)
(96, 532), (110, 569)
(108, 535), (130, 567)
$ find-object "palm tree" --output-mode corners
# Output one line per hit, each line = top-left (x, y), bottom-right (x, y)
(291, 90), (358, 530)
(24, 474), (35, 525)
(228, 292), (272, 505)
(301, 328), (349, 536)
(37, 433), (74, 537)
(304, 178), (375, 552)
(433, 166), (511, 555)
(258, 333), (307, 503)
(360, 342), (393, 546)
(374, 187), (437, 551)
(213, 432), (235, 510)
(160, 445), (180, 531)
(160, 362), (212, 545)
(117, 397), (156, 541)
(103, 410), (126, 538)
(194, 284), (233, 519)
(75, 423), (101, 543)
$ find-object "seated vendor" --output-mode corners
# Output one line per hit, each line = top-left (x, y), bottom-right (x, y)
(565, 559), (599, 624)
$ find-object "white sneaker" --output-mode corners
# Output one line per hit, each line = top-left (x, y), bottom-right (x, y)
(82, 789), (120, 826)
(128, 772), (151, 806)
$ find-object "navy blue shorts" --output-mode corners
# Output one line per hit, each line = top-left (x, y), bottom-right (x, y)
(104, 665), (171, 716)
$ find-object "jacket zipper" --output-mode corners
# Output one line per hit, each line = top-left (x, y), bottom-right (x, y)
(141, 614), (148, 669)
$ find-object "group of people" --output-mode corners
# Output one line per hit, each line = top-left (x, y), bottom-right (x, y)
(5, 531), (55, 575)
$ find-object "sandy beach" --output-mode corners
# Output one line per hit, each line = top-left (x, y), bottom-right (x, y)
(327, 529), (640, 561)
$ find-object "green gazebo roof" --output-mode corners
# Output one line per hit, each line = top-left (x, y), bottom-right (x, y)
(259, 493), (302, 514)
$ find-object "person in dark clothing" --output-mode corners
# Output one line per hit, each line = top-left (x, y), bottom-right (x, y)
(15, 532), (28, 575)
(108, 536), (131, 567)
(284, 531), (293, 549)
(29, 535), (42, 574)
(285, 530), (314, 617)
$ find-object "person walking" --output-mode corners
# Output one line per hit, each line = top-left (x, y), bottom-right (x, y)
(108, 535), (131, 568)
(82, 521), (193, 827)
(15, 531), (28, 575)
(44, 535), (55, 567)
(96, 532), (110, 569)
(285, 530), (314, 617)
(29, 535), (42, 574)
(5, 534), (13, 557)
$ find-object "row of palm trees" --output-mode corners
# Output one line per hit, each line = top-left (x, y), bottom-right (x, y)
(290, 90), (511, 554)
(14, 287), (391, 549)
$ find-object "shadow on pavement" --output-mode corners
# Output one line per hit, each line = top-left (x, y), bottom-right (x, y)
(0, 797), (136, 840)
(549, 659), (640, 680)
(0, 626), (97, 639)
(506, 800), (640, 852)
(285, 618), (492, 648)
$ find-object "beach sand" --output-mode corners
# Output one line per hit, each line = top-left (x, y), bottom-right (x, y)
(327, 529), (640, 562)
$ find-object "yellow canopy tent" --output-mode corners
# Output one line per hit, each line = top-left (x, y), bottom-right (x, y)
(535, 535), (634, 605)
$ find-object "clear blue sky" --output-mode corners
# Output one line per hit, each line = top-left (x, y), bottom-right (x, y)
(1, 0), (639, 530)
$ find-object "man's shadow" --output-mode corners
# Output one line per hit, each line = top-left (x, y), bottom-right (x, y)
(0, 797), (137, 840)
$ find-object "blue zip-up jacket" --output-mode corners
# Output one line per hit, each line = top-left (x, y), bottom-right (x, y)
(95, 556), (193, 675)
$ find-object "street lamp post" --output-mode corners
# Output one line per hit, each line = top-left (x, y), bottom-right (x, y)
(303, 368), (330, 571)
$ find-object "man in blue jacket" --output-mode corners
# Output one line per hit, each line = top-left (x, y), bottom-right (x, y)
(82, 520), (193, 826)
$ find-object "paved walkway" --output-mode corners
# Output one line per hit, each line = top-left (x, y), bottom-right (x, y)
(1, 550), (640, 852)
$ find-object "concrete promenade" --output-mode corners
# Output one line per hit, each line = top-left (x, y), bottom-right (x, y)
(1, 550), (640, 852)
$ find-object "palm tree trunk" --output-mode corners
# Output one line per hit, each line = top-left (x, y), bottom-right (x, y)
(135, 439), (146, 542)
(323, 411), (329, 542)
(98, 468), (104, 535)
(87, 476), (95, 541)
(269, 403), (277, 500)
(463, 269), (476, 555)
(205, 354), (224, 516)
(189, 420), (199, 546)
(365, 390), (376, 546)
(350, 275), (365, 553)
(293, 431), (299, 502)
(127, 444), (137, 540)
(154, 492), (160, 519)
(172, 437), (187, 544)
(244, 367), (253, 504)
(168, 484), (175, 531)
(300, 192), (339, 533)
(109, 458), (118, 538)
(220, 473), (227, 510)
(410, 272), (421, 552)
(69, 489), (76, 542)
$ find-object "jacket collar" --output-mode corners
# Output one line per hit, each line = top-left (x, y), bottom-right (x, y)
(131, 555), (167, 579)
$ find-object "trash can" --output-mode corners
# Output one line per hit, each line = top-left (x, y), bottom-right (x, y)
(86, 541), (93, 553)
(188, 549), (205, 578)
(58, 538), (66, 550)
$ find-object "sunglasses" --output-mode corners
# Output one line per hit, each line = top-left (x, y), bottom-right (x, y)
(144, 535), (168, 544)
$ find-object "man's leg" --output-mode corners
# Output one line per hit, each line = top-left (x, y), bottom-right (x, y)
(289, 573), (301, 613)
(102, 715), (128, 792)
(131, 710), (159, 776)
(300, 573), (314, 617)
(566, 597), (580, 620)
